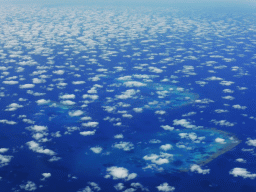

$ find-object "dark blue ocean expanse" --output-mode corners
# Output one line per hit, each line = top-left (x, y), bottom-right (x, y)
(1, 2), (256, 192)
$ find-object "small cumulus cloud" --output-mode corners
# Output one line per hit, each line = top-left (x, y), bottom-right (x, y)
(105, 166), (137, 181)
(69, 110), (84, 117)
(20, 181), (37, 191)
(26, 125), (48, 132)
(156, 183), (175, 192)
(26, 141), (56, 156)
(90, 146), (103, 154)
(82, 121), (99, 127)
(113, 141), (134, 151)
(114, 134), (124, 139)
(36, 99), (50, 105)
(114, 183), (125, 191)
(161, 125), (174, 131)
(53, 70), (65, 75)
(19, 84), (35, 89)
(59, 94), (76, 99)
(232, 104), (247, 110)
(246, 138), (256, 147)
(80, 130), (96, 136)
(160, 144), (173, 151)
(229, 168), (256, 179)
(0, 154), (13, 167)
(235, 158), (247, 163)
(215, 137), (226, 144)
(3, 80), (19, 85)
(190, 164), (210, 174)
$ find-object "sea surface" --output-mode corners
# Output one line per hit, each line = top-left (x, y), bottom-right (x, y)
(0, 2), (256, 192)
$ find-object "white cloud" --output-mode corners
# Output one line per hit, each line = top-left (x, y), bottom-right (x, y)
(80, 130), (96, 136)
(160, 144), (173, 151)
(195, 81), (208, 87)
(32, 132), (48, 140)
(27, 125), (48, 132)
(90, 146), (103, 154)
(195, 98), (214, 104)
(205, 76), (223, 81)
(26, 141), (56, 156)
(36, 99), (50, 105)
(32, 78), (46, 84)
(229, 168), (256, 179)
(117, 76), (132, 81)
(223, 89), (234, 93)
(72, 81), (86, 85)
(53, 70), (65, 75)
(123, 81), (146, 87)
(156, 183), (175, 192)
(19, 84), (35, 89)
(173, 119), (201, 129)
(114, 183), (125, 191)
(0, 154), (13, 167)
(48, 156), (62, 162)
(214, 109), (229, 113)
(105, 166), (137, 181)
(149, 139), (161, 144)
(130, 183), (148, 191)
(179, 133), (203, 142)
(237, 86), (247, 90)
(246, 138), (256, 147)
(149, 67), (163, 73)
(83, 94), (99, 100)
(190, 164), (210, 174)
(220, 81), (234, 86)
(69, 110), (84, 117)
(115, 89), (139, 100)
(210, 119), (235, 127)
(81, 116), (92, 121)
(222, 96), (235, 100)
(133, 108), (143, 113)
(97, 68), (108, 72)
(0, 66), (8, 70)
(235, 158), (247, 163)
(20, 181), (37, 191)
(61, 100), (76, 105)
(182, 112), (196, 117)
(114, 134), (124, 139)
(161, 125), (174, 131)
(87, 182), (101, 192)
(59, 94), (76, 99)
(82, 122), (99, 127)
(113, 142), (134, 151)
(0, 119), (17, 125)
(23, 119), (35, 124)
(215, 138), (226, 144)
(155, 110), (166, 115)
(51, 131), (61, 138)
(89, 76), (100, 81)
(19, 98), (27, 101)
(232, 104), (247, 110)
(42, 173), (51, 178)
(143, 153), (173, 165)
(0, 148), (9, 153)
(122, 114), (133, 118)
(5, 103), (23, 111)
(2, 80), (19, 85)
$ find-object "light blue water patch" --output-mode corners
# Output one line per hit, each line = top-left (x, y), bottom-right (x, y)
(73, 127), (240, 179)
(28, 100), (82, 126)
(104, 78), (198, 111)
